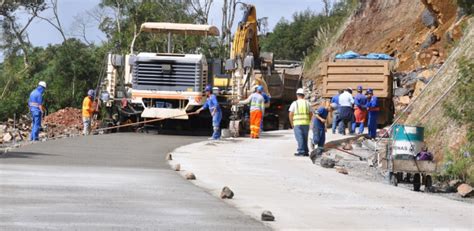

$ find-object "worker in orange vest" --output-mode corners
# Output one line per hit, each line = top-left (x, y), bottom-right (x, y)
(82, 89), (95, 135)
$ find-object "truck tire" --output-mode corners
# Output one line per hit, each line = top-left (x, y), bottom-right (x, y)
(413, 173), (421, 191)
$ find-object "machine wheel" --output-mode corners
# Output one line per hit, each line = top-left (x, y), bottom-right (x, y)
(413, 173), (421, 191)
(390, 172), (398, 186)
(424, 175), (433, 192)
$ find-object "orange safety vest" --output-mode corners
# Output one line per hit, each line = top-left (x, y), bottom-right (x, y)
(82, 96), (94, 118)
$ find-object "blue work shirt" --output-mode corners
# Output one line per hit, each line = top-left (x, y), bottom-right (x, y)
(366, 96), (379, 111)
(354, 93), (367, 109)
(28, 86), (45, 112)
(202, 94), (221, 113)
(314, 106), (328, 129)
(262, 92), (270, 104)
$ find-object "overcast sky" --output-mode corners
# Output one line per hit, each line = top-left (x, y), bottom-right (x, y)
(1, 0), (324, 60)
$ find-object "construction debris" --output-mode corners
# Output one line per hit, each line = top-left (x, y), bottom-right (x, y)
(43, 107), (83, 138)
(457, 184), (474, 198)
(185, 172), (196, 180)
(220, 186), (234, 199)
(342, 142), (353, 150)
(320, 157), (336, 168)
(335, 166), (349, 175)
(261, 210), (275, 221)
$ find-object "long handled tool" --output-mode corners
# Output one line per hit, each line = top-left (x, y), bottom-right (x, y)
(93, 111), (199, 133)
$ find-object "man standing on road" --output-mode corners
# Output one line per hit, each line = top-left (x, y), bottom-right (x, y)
(352, 86), (368, 134)
(289, 88), (311, 156)
(238, 85), (265, 139)
(28, 81), (47, 141)
(311, 104), (328, 161)
(337, 88), (355, 135)
(82, 89), (95, 136)
(330, 90), (343, 134)
(196, 85), (222, 140)
(366, 88), (379, 139)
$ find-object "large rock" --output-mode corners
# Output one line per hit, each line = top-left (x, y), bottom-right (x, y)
(185, 172), (196, 180)
(457, 184), (474, 197)
(320, 157), (336, 168)
(448, 179), (462, 189)
(0, 124), (7, 132)
(421, 33), (437, 49)
(394, 87), (410, 96)
(399, 96), (411, 105)
(421, 8), (438, 28)
(220, 186), (234, 199)
(261, 210), (275, 221)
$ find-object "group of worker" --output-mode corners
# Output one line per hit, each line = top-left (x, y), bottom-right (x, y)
(330, 86), (380, 139)
(28, 81), (96, 141)
(288, 86), (380, 158)
(196, 84), (269, 140)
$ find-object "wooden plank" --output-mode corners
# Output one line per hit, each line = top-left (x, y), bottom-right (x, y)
(326, 82), (386, 89)
(327, 66), (386, 74)
(332, 60), (390, 66)
(326, 75), (387, 82)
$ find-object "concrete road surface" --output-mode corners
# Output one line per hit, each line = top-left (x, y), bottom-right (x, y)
(0, 133), (268, 230)
(173, 130), (474, 230)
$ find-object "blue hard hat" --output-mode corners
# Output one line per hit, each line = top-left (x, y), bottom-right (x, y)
(357, 85), (363, 91)
(366, 88), (373, 94)
(256, 85), (264, 92)
(205, 85), (212, 92)
(87, 89), (95, 97)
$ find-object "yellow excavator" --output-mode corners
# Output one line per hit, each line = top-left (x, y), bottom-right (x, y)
(215, 3), (302, 136)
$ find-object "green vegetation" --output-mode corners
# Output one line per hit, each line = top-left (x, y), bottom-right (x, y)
(0, 0), (216, 120)
(457, 0), (473, 15)
(260, 0), (356, 65)
(442, 58), (474, 184)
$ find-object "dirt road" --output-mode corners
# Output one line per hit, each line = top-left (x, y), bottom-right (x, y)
(172, 130), (474, 230)
(0, 134), (268, 230)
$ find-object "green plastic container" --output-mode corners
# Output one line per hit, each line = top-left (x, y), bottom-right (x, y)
(391, 124), (424, 157)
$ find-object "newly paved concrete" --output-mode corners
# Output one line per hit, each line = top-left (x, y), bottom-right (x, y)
(173, 130), (474, 230)
(0, 133), (268, 230)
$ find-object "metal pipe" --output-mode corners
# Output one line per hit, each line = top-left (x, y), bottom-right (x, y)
(167, 32), (172, 53)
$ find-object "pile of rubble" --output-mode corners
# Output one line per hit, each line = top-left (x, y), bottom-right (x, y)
(0, 116), (32, 144)
(43, 107), (83, 138)
(392, 64), (441, 113)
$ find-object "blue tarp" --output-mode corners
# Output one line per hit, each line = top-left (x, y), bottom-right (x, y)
(335, 51), (394, 60)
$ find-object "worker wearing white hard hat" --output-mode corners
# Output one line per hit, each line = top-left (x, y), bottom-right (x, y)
(289, 88), (312, 156)
(28, 81), (47, 141)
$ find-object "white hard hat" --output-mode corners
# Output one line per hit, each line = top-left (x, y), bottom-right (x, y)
(38, 81), (47, 88)
(296, 88), (304, 95)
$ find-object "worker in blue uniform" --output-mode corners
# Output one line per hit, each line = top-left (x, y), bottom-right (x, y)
(330, 90), (343, 134)
(260, 90), (270, 131)
(365, 88), (379, 139)
(196, 85), (222, 140)
(28, 81), (47, 141)
(310, 105), (328, 163)
(352, 86), (368, 134)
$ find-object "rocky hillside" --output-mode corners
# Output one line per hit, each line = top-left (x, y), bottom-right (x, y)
(306, 0), (472, 161)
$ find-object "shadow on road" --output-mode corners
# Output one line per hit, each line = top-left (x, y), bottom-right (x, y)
(1, 152), (59, 159)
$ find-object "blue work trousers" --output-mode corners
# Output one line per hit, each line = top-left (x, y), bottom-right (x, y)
(331, 111), (339, 134)
(312, 125), (326, 150)
(351, 122), (364, 134)
(211, 111), (222, 140)
(294, 125), (309, 155)
(30, 110), (42, 141)
(367, 111), (378, 138)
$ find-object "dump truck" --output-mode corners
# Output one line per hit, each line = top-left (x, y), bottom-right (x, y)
(100, 23), (220, 129)
(320, 59), (395, 125)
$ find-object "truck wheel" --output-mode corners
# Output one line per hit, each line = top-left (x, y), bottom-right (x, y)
(413, 173), (421, 191)
(424, 175), (433, 192)
(390, 172), (398, 186)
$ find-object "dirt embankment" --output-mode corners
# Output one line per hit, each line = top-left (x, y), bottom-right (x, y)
(305, 0), (470, 160)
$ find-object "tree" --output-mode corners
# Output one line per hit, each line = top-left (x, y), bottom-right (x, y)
(35, 0), (67, 42)
(188, 0), (213, 24)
